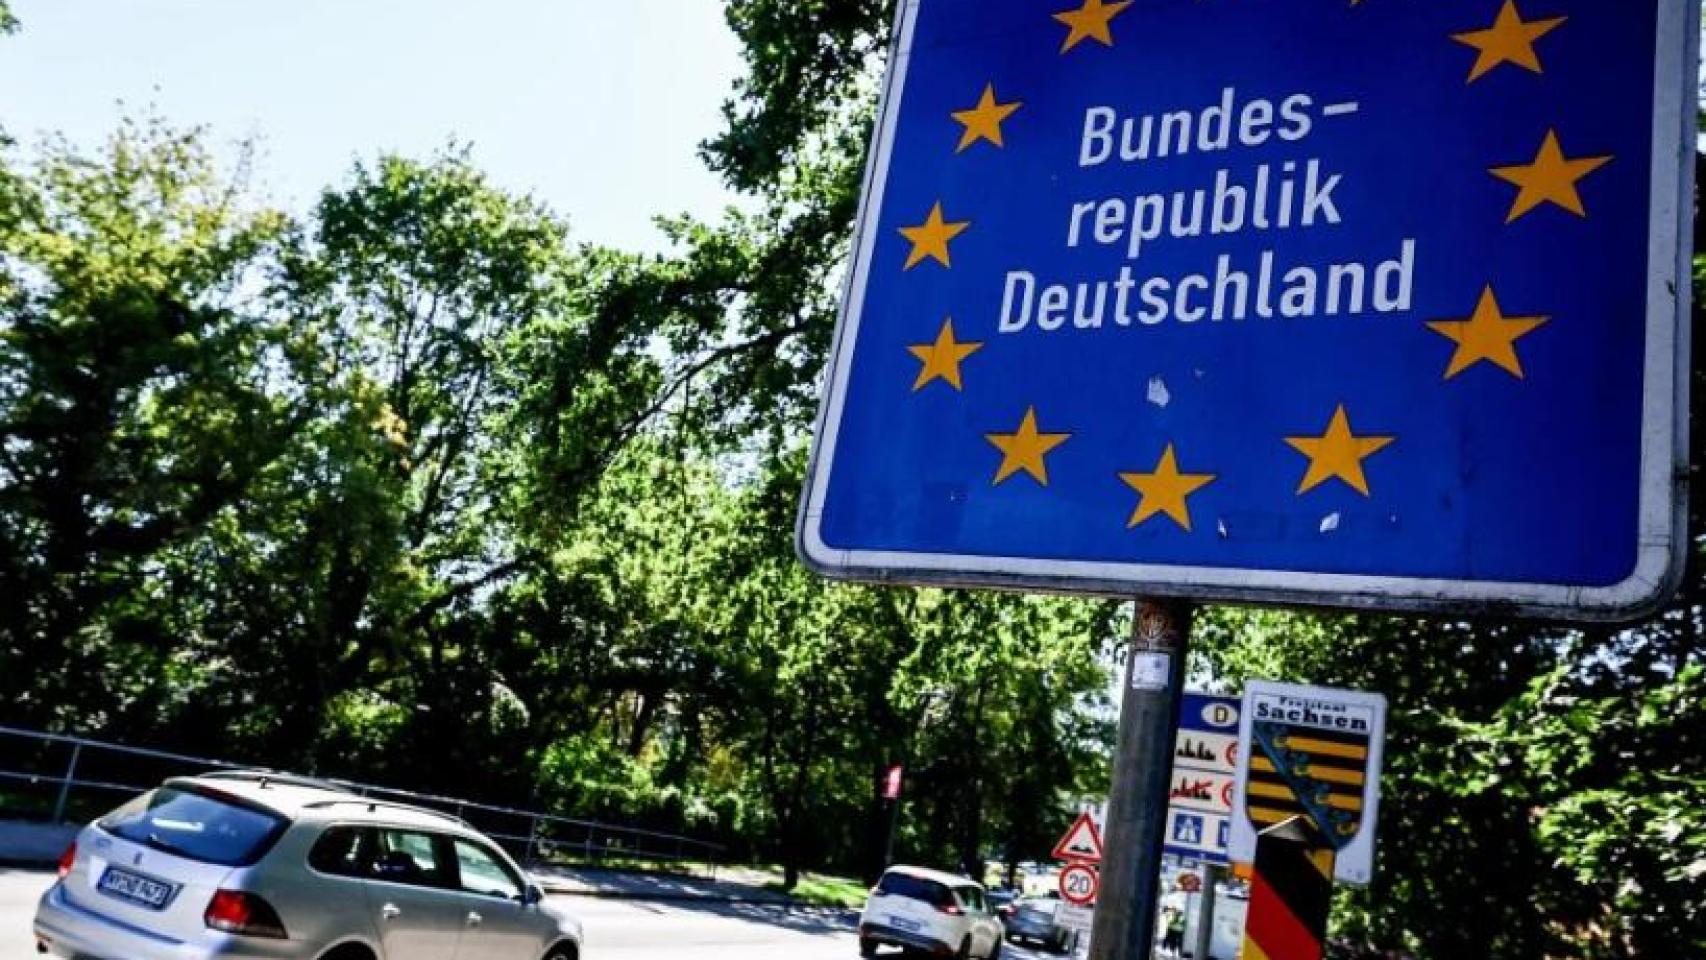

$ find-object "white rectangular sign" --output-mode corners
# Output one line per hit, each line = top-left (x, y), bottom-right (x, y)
(1167, 769), (1236, 816)
(1229, 681), (1388, 886)
(1056, 903), (1095, 934)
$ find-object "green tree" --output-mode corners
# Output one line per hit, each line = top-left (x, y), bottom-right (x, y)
(0, 119), (301, 727)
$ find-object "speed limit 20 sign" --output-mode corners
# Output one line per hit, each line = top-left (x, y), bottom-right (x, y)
(1058, 862), (1099, 907)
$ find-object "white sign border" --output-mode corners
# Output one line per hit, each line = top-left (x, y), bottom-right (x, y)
(796, 0), (1696, 622)
(1228, 681), (1388, 886)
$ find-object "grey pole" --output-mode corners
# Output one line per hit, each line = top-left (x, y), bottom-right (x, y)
(1190, 863), (1216, 959)
(1089, 600), (1192, 960)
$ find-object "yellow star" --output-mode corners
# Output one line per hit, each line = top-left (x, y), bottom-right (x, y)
(907, 319), (983, 392)
(1119, 445), (1216, 532)
(1451, 1), (1567, 83)
(1427, 286), (1549, 379)
(1489, 130), (1612, 223)
(1285, 406), (1396, 497)
(899, 202), (970, 270)
(952, 84), (1023, 153)
(986, 407), (1071, 486)
(1054, 0), (1133, 53)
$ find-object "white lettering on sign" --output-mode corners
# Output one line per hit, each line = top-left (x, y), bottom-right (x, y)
(990, 84), (1421, 336)
(1077, 89), (1320, 167)
(1063, 160), (1343, 260)
(997, 241), (1415, 332)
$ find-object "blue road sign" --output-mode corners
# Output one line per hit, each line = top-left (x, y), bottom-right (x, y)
(1166, 692), (1239, 864)
(1172, 814), (1204, 846)
(798, 0), (1695, 618)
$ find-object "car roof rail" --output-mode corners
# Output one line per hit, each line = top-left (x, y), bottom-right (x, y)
(299, 797), (471, 827)
(191, 769), (354, 795)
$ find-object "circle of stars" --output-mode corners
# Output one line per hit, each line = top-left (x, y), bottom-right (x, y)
(887, 0), (1617, 541)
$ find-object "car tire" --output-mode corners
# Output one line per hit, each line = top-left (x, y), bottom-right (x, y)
(956, 936), (973, 959)
(988, 938), (1004, 960)
(859, 937), (879, 958)
(545, 949), (577, 960)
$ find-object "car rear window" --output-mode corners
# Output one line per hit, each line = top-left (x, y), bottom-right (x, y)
(876, 872), (954, 907)
(99, 786), (289, 867)
(1020, 900), (1060, 919)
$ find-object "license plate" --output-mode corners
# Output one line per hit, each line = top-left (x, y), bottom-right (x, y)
(98, 867), (177, 910)
(889, 915), (922, 933)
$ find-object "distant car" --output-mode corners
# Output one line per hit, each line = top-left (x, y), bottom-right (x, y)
(33, 770), (583, 960)
(859, 865), (1005, 958)
(987, 888), (1020, 918)
(1004, 897), (1069, 953)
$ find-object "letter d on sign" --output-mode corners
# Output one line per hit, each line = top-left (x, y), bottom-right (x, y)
(1001, 271), (1036, 333)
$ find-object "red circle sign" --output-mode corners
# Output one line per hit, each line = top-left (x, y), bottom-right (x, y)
(1059, 863), (1099, 907)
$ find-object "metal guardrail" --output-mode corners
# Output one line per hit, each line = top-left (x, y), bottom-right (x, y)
(0, 725), (726, 870)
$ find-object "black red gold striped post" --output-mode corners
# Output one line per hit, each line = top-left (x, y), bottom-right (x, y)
(1241, 816), (1335, 960)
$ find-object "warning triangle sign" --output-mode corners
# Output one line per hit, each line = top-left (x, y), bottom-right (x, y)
(1052, 811), (1104, 864)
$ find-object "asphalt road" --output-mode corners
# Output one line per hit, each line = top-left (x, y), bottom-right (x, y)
(0, 869), (1060, 960)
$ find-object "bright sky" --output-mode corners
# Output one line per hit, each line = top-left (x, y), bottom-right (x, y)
(0, 0), (747, 252)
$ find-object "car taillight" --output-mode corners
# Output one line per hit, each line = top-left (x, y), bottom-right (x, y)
(204, 890), (288, 939)
(936, 903), (964, 916)
(56, 842), (76, 879)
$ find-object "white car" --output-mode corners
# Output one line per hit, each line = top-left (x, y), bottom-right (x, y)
(33, 770), (584, 960)
(858, 865), (1004, 958)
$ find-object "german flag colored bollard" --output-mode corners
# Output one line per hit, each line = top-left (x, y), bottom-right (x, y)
(1240, 816), (1334, 960)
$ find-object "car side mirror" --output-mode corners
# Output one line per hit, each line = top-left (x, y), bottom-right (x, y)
(521, 883), (545, 906)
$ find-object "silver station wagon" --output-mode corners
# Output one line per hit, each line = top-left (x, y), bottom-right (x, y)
(33, 771), (583, 960)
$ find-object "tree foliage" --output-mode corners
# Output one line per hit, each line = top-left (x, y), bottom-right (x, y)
(0, 101), (1119, 884)
(0, 3), (1701, 956)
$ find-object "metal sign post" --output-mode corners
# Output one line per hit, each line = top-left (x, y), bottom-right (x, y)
(1090, 601), (1190, 960)
(1190, 863), (1217, 960)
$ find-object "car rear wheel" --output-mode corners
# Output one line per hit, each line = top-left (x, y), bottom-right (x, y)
(988, 938), (1004, 960)
(545, 946), (578, 960)
(956, 937), (972, 959)
(859, 937), (879, 957)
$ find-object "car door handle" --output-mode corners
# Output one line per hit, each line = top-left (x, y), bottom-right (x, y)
(381, 903), (402, 921)
(466, 911), (483, 927)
